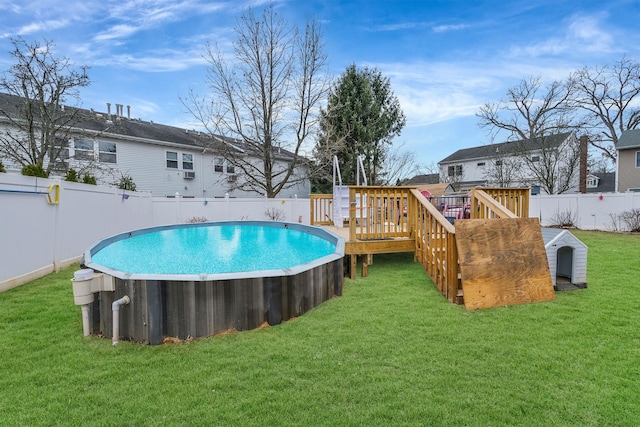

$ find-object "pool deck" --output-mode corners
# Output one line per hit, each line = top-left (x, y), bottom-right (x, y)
(320, 224), (415, 279)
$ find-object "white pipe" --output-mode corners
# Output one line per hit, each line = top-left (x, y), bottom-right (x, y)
(81, 304), (91, 336)
(112, 295), (131, 346)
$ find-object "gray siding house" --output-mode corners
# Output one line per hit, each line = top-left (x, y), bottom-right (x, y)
(616, 129), (640, 192)
(0, 93), (310, 198)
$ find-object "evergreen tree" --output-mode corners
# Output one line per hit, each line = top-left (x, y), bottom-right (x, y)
(313, 64), (405, 192)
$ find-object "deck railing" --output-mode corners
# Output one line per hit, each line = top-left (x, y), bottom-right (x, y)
(310, 194), (334, 225)
(409, 189), (460, 303)
(348, 186), (413, 241)
(323, 185), (530, 305)
(471, 187), (529, 218)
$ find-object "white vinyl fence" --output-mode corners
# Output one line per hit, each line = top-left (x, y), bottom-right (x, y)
(530, 192), (640, 231)
(3, 172), (640, 292)
(0, 174), (310, 291)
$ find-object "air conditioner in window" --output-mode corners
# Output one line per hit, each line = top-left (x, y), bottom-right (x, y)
(183, 171), (195, 179)
(227, 174), (237, 183)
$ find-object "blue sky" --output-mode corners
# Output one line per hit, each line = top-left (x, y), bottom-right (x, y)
(1, 0), (639, 168)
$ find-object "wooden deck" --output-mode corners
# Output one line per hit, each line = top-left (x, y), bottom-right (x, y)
(312, 187), (542, 308)
(321, 224), (415, 279)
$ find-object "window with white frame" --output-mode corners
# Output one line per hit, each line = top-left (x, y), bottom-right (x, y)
(166, 151), (178, 169)
(226, 162), (235, 174)
(531, 155), (540, 162)
(214, 157), (224, 172)
(182, 153), (193, 170)
(477, 162), (485, 167)
(586, 176), (599, 188)
(636, 151), (640, 168)
(98, 141), (117, 163)
(447, 165), (462, 177)
(74, 138), (94, 161)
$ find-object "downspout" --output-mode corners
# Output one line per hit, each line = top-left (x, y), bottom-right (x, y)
(112, 295), (131, 346)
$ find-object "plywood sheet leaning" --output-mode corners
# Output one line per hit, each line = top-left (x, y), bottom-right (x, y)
(455, 218), (555, 310)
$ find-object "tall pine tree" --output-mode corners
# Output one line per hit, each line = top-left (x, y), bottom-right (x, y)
(312, 64), (405, 192)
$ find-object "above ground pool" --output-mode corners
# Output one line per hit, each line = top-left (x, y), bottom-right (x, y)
(81, 221), (345, 345)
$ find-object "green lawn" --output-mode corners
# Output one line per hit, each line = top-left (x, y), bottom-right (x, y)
(1, 230), (639, 426)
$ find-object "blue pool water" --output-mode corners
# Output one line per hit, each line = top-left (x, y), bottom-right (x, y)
(91, 223), (337, 275)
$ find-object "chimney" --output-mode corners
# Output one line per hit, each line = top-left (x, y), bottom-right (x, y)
(106, 102), (111, 115)
(126, 105), (131, 119)
(579, 135), (588, 194)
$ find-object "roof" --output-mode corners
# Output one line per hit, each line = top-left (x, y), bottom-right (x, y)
(616, 129), (640, 150)
(586, 172), (615, 193)
(404, 173), (439, 185)
(0, 92), (299, 161)
(542, 228), (587, 249)
(439, 132), (573, 164)
(413, 183), (454, 196)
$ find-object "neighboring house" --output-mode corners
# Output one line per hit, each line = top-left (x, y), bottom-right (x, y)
(403, 173), (440, 185)
(586, 172), (615, 193)
(0, 93), (309, 198)
(438, 132), (580, 194)
(615, 129), (640, 192)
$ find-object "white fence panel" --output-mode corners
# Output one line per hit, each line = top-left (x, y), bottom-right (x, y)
(530, 192), (640, 231)
(0, 175), (153, 290)
(151, 196), (310, 226)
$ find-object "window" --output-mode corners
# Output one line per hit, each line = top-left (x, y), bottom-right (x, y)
(495, 160), (503, 166)
(447, 165), (462, 177)
(586, 176), (599, 188)
(166, 151), (178, 169)
(531, 155), (540, 162)
(182, 153), (193, 170)
(214, 157), (224, 173)
(636, 151), (640, 168)
(226, 163), (235, 174)
(98, 141), (117, 163)
(74, 139), (94, 160)
(477, 162), (485, 167)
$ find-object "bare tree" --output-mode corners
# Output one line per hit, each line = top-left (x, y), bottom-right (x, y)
(571, 55), (640, 162)
(379, 143), (422, 185)
(477, 76), (580, 141)
(483, 148), (521, 187)
(517, 134), (581, 194)
(183, 5), (329, 198)
(477, 76), (583, 194)
(0, 37), (90, 175)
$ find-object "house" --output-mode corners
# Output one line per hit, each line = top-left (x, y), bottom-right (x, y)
(438, 132), (580, 194)
(615, 129), (640, 192)
(586, 172), (615, 193)
(403, 173), (440, 185)
(0, 93), (309, 198)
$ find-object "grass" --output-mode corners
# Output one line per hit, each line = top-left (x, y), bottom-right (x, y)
(1, 230), (639, 426)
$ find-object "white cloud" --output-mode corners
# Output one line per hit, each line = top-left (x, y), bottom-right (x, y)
(432, 24), (468, 33)
(508, 13), (616, 58)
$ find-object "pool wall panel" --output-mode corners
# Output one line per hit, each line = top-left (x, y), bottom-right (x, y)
(91, 258), (343, 344)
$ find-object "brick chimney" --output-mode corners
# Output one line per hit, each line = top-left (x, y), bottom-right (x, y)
(579, 135), (588, 193)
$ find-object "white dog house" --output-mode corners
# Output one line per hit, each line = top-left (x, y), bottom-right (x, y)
(541, 228), (588, 290)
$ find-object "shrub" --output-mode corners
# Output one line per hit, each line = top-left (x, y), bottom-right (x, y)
(264, 207), (286, 221)
(185, 216), (208, 223)
(64, 169), (79, 182)
(21, 164), (48, 178)
(0, 160), (6, 173)
(117, 175), (136, 191)
(619, 209), (640, 232)
(550, 208), (577, 228)
(82, 174), (97, 185)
